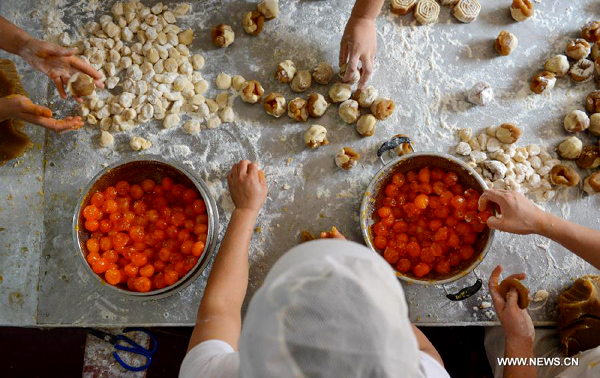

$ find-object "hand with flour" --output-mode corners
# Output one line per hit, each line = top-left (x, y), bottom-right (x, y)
(0, 94), (83, 131)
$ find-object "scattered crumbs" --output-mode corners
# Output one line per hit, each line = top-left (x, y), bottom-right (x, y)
(282, 184), (290, 190)
(282, 206), (288, 213)
(480, 302), (491, 309)
(255, 226), (262, 234)
(319, 213), (325, 218)
(286, 158), (293, 165)
(473, 306), (478, 311)
(101, 163), (108, 168)
(38, 191), (44, 197)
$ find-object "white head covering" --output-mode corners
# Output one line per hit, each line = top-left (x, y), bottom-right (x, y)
(239, 239), (420, 378)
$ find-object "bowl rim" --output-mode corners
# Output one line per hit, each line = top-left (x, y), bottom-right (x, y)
(72, 155), (220, 300)
(360, 151), (495, 285)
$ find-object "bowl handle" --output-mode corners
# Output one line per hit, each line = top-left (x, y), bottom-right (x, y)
(376, 136), (414, 166)
(444, 279), (483, 301)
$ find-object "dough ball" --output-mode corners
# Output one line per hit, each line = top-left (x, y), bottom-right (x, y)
(275, 60), (296, 84)
(393, 134), (414, 156)
(586, 91), (600, 114)
(589, 113), (600, 136)
(338, 63), (360, 84)
(206, 99), (219, 113)
(206, 115), (221, 129)
(183, 120), (201, 135)
(495, 123), (522, 144)
(356, 114), (377, 137)
(178, 29), (194, 45)
(338, 99), (360, 124)
(211, 24), (235, 48)
(544, 55), (569, 77)
(263, 92), (286, 118)
(242, 11), (264, 36)
(583, 172), (600, 195)
(563, 110), (589, 133)
(129, 136), (152, 151)
(287, 97), (309, 122)
(576, 145), (600, 169)
(232, 75), (246, 91)
(566, 39), (591, 61)
(191, 54), (205, 70)
(216, 92), (229, 109)
(99, 131), (114, 147)
(290, 70), (312, 92)
(258, 0), (279, 19)
(216, 73), (232, 90)
(569, 59), (595, 83)
(312, 62), (335, 85)
(329, 82), (352, 103)
(370, 98), (395, 120)
(163, 113), (181, 129)
(530, 71), (556, 95)
(219, 106), (235, 123)
(510, 0), (534, 22)
(335, 147), (360, 170)
(467, 82), (494, 106)
(67, 73), (96, 97)
(495, 30), (518, 56)
(550, 164), (580, 186)
(194, 80), (209, 95)
(240, 80), (264, 103)
(307, 93), (329, 118)
(582, 21), (600, 43)
(304, 124), (328, 149)
(353, 85), (379, 108)
(557, 136), (583, 160)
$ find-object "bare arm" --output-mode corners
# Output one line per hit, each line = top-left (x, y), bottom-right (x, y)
(187, 160), (267, 352)
(412, 325), (445, 368)
(0, 16), (34, 56)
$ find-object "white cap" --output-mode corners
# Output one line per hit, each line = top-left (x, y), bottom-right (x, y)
(239, 239), (420, 378)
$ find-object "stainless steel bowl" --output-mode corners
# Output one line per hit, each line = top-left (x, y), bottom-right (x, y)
(360, 138), (495, 286)
(73, 156), (219, 300)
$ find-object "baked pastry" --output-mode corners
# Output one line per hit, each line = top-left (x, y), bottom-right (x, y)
(211, 24), (235, 48)
(242, 11), (264, 35)
(338, 99), (360, 124)
(257, 0), (279, 20)
(329, 82), (352, 103)
(304, 125), (328, 148)
(569, 59), (594, 83)
(307, 93), (329, 117)
(563, 110), (590, 132)
(582, 21), (600, 43)
(338, 63), (360, 84)
(240, 80), (264, 103)
(530, 71), (556, 94)
(550, 164), (580, 186)
(586, 91), (600, 113)
(452, 0), (481, 23)
(583, 172), (600, 195)
(544, 55), (570, 77)
(566, 39), (592, 61)
(275, 60), (296, 84)
(312, 62), (334, 85)
(353, 85), (378, 108)
(510, 0), (533, 22)
(67, 73), (95, 97)
(467, 82), (493, 106)
(370, 98), (395, 120)
(391, 0), (417, 15)
(576, 146), (600, 169)
(414, 0), (440, 25)
(288, 97), (309, 122)
(290, 70), (312, 92)
(495, 123), (522, 144)
(263, 92), (286, 118)
(495, 30), (518, 56)
(335, 147), (360, 170)
(356, 114), (377, 137)
(589, 113), (600, 136)
(557, 136), (583, 160)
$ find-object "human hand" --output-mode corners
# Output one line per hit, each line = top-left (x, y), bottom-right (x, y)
(19, 38), (104, 102)
(489, 265), (534, 345)
(227, 160), (268, 214)
(478, 189), (546, 235)
(0, 94), (83, 131)
(339, 15), (376, 88)
(320, 226), (346, 240)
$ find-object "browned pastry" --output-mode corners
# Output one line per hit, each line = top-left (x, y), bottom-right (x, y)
(550, 164), (580, 187)
(498, 278), (530, 309)
(211, 24), (235, 48)
(566, 39), (592, 61)
(370, 98), (395, 120)
(582, 21), (600, 43)
(530, 71), (556, 94)
(242, 11), (264, 35)
(584, 172), (600, 195)
(263, 92), (286, 118)
(576, 146), (600, 169)
(494, 30), (518, 56)
(510, 0), (533, 21)
(557, 276), (600, 356)
(586, 90), (600, 113)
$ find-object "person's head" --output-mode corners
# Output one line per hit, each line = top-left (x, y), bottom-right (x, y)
(239, 239), (421, 378)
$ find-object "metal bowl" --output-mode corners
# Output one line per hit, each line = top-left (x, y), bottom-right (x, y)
(360, 138), (495, 286)
(73, 156), (219, 300)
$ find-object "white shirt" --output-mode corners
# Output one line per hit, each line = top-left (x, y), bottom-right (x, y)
(179, 339), (451, 378)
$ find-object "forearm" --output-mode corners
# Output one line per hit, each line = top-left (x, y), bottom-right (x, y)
(503, 338), (536, 378)
(538, 212), (600, 269)
(0, 17), (33, 56)
(350, 0), (385, 20)
(411, 325), (444, 367)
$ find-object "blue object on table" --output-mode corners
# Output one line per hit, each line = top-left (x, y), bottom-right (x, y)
(87, 327), (158, 372)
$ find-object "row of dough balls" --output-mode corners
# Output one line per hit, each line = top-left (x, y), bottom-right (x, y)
(390, 0), (481, 25)
(274, 60), (358, 92)
(210, 0), (279, 48)
(530, 22), (600, 94)
(493, 1), (536, 57)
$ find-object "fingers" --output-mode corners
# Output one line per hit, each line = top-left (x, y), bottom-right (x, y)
(52, 77), (68, 99)
(505, 272), (526, 281)
(486, 215), (503, 230)
(488, 265), (505, 308)
(479, 190), (505, 211)
(18, 112), (82, 131)
(357, 55), (373, 89)
(248, 162), (259, 178)
(19, 99), (53, 118)
(46, 42), (76, 57)
(343, 50), (360, 83)
(505, 288), (520, 309)
(238, 160), (251, 176)
(69, 56), (105, 85)
(339, 39), (349, 68)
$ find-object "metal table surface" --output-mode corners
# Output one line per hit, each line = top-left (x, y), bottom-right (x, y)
(0, 0), (598, 327)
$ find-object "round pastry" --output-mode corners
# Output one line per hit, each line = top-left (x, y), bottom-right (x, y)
(550, 164), (580, 187)
(67, 73), (96, 97)
(215, 73), (232, 90)
(307, 93), (329, 118)
(240, 80), (264, 104)
(211, 24), (235, 48)
(495, 123), (522, 144)
(329, 82), (352, 103)
(557, 136), (583, 160)
(242, 11), (264, 35)
(566, 39), (592, 61)
(582, 21), (600, 43)
(589, 113), (600, 136)
(391, 0), (417, 15)
(495, 30), (518, 56)
(370, 98), (395, 120)
(530, 71), (556, 94)
(510, 0), (534, 22)
(467, 82), (494, 106)
(353, 85), (379, 108)
(356, 114), (377, 137)
(414, 0), (440, 25)
(586, 91), (600, 114)
(312, 62), (335, 85)
(338, 63), (360, 84)
(288, 97), (309, 122)
(544, 55), (570, 77)
(290, 70), (312, 92)
(257, 0), (279, 19)
(569, 59), (594, 83)
(563, 110), (590, 132)
(452, 0), (481, 23)
(335, 147), (360, 170)
(583, 172), (600, 195)
(263, 92), (286, 118)
(304, 125), (328, 149)
(576, 145), (600, 169)
(275, 60), (296, 84)
(338, 99), (360, 124)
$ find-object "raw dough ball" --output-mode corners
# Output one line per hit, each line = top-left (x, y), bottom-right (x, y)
(532, 290), (549, 303)
(99, 131), (114, 147)
(304, 125), (329, 149)
(240, 80), (264, 103)
(510, 0), (534, 22)
(219, 106), (235, 123)
(544, 55), (570, 77)
(390, 0), (417, 15)
(183, 120), (201, 135)
(242, 11), (264, 36)
(338, 99), (360, 124)
(288, 97), (309, 122)
(206, 99), (219, 114)
(467, 82), (494, 106)
(582, 21), (600, 43)
(194, 80), (209, 95)
(530, 71), (556, 94)
(338, 63), (360, 84)
(583, 172), (600, 195)
(569, 59), (595, 82)
(452, 0), (481, 23)
(290, 70), (312, 93)
(563, 110), (589, 132)
(163, 114), (180, 129)
(329, 82), (352, 103)
(263, 92), (286, 118)
(275, 60), (296, 84)
(178, 29), (194, 45)
(307, 93), (329, 117)
(257, 0), (279, 19)
(353, 85), (379, 108)
(216, 92), (229, 109)
(207, 115), (222, 129)
(356, 114), (377, 137)
(456, 142), (472, 156)
(495, 30), (518, 56)
(482, 160), (507, 180)
(312, 62), (334, 85)
(370, 98), (395, 120)
(498, 278), (530, 309)
(191, 55), (205, 70)
(586, 91), (600, 114)
(216, 73), (232, 90)
(335, 147), (360, 170)
(557, 136), (583, 160)
(589, 113), (600, 136)
(495, 123), (522, 144)
(576, 145), (600, 169)
(414, 0), (440, 25)
(232, 75), (246, 91)
(459, 128), (472, 142)
(566, 39), (591, 61)
(592, 44), (600, 60)
(550, 164), (580, 186)
(67, 73), (96, 97)
(129, 136), (152, 151)
(211, 24), (235, 48)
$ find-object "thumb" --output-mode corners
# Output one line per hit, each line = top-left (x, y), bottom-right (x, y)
(505, 288), (519, 309)
(486, 215), (502, 230)
(20, 99), (53, 118)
